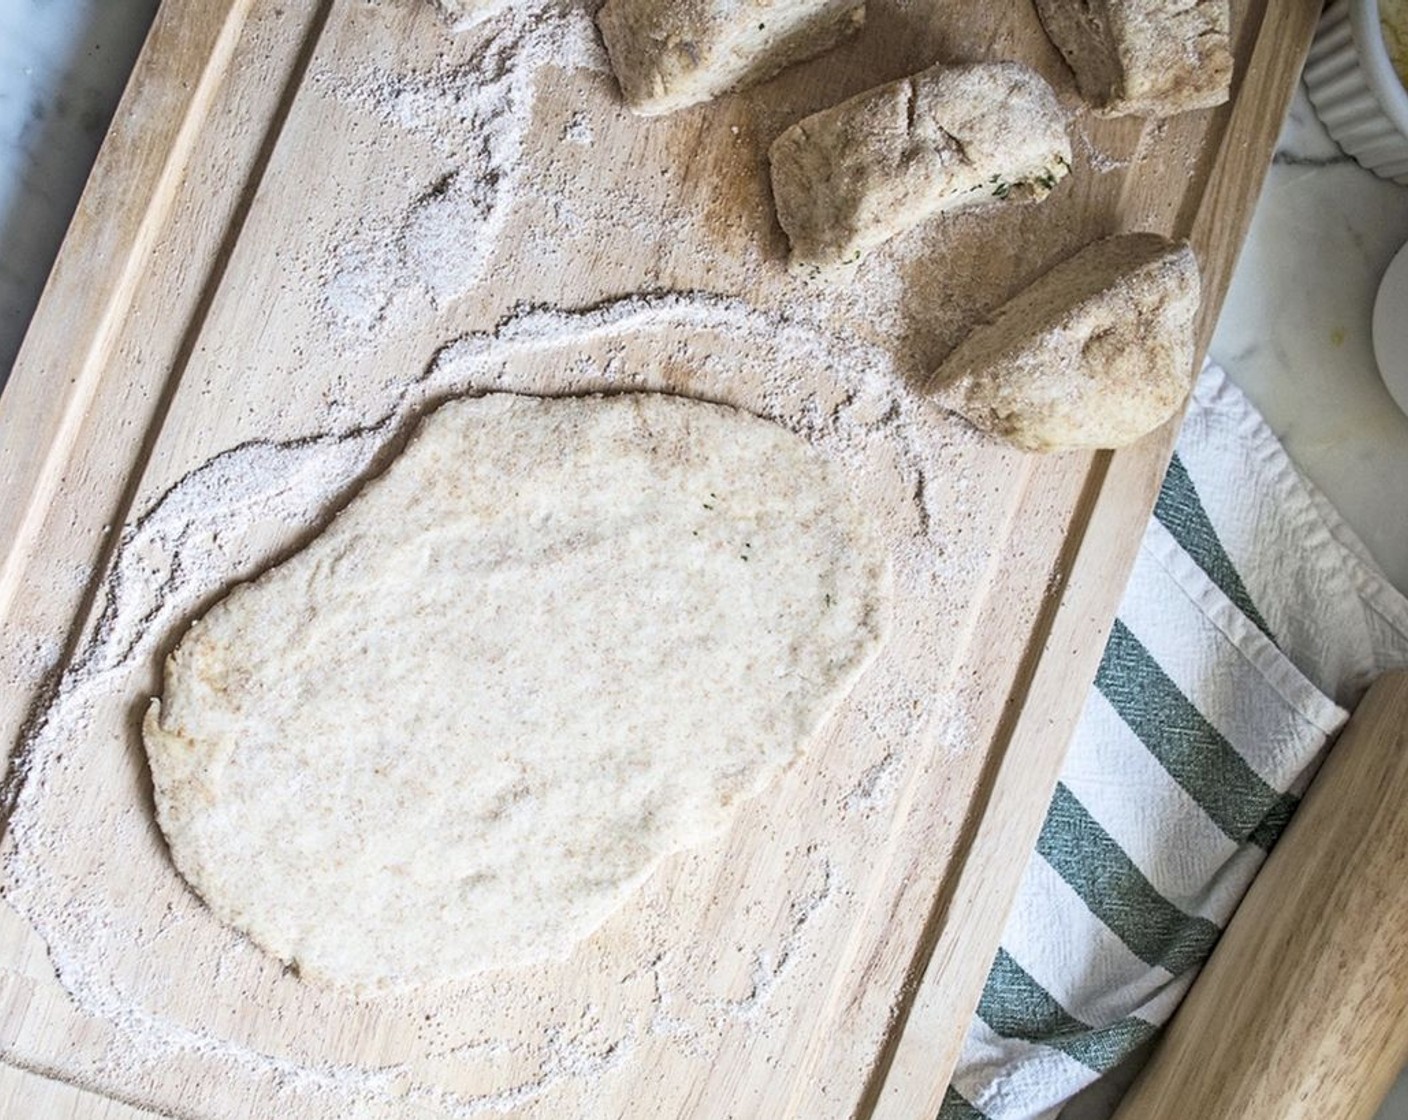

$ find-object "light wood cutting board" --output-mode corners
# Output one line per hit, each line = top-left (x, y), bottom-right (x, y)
(0, 1), (1318, 1117)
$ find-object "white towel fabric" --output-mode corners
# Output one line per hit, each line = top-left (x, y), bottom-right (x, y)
(942, 363), (1408, 1120)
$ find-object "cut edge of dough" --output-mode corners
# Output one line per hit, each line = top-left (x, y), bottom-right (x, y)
(597, 0), (866, 117)
(931, 234), (1202, 452)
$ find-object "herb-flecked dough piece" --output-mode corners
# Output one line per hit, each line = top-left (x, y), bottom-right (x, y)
(768, 61), (1073, 275)
(1033, 0), (1233, 118)
(932, 234), (1202, 452)
(597, 0), (866, 117)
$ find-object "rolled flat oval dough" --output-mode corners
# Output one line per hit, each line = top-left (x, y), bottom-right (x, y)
(143, 392), (890, 992)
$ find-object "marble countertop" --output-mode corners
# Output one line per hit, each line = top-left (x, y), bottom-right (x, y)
(0, 0), (156, 380)
(2, 3), (1406, 1118)
(1211, 86), (1408, 596)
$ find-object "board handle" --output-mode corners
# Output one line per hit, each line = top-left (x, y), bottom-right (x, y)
(1112, 669), (1408, 1120)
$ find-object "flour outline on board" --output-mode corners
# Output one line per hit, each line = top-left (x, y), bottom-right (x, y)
(3, 286), (961, 1117)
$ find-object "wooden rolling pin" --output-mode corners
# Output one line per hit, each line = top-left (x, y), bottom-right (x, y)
(1113, 669), (1408, 1120)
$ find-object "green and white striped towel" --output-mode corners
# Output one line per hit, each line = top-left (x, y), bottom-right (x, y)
(943, 363), (1408, 1120)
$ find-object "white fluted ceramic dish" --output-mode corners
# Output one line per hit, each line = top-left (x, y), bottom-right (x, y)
(1306, 0), (1408, 183)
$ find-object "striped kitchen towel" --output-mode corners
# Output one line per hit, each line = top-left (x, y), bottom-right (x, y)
(943, 363), (1408, 1120)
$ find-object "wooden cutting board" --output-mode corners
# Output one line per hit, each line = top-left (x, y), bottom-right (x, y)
(0, 1), (1317, 1117)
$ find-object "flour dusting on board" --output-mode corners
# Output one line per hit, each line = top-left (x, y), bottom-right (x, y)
(427, 0), (535, 33)
(313, 3), (605, 345)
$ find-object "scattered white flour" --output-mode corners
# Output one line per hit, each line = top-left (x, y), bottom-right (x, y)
(78, 432), (391, 682)
(1075, 125), (1134, 175)
(844, 753), (903, 814)
(326, 5), (604, 159)
(930, 687), (981, 757)
(3, 631), (64, 696)
(706, 855), (836, 1024)
(563, 110), (593, 145)
(426, 0), (536, 34)
(313, 3), (605, 344)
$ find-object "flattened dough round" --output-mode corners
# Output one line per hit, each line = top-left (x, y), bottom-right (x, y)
(143, 392), (890, 991)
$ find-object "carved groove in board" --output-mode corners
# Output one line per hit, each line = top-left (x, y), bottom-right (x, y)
(0, 0), (260, 627)
(855, 450), (1111, 1120)
(0, 0), (336, 834)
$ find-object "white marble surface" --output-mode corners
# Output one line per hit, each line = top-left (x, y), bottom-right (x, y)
(1212, 84), (1408, 596)
(0, 0), (157, 378)
(1, 3), (1407, 1118)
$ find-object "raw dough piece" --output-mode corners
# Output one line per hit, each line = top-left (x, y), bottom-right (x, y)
(597, 0), (865, 116)
(932, 234), (1201, 451)
(769, 61), (1072, 274)
(143, 392), (890, 992)
(1033, 0), (1232, 118)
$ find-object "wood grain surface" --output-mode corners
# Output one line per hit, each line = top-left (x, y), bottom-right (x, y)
(1113, 670), (1408, 1120)
(0, 1064), (162, 1120)
(0, 0), (1316, 1116)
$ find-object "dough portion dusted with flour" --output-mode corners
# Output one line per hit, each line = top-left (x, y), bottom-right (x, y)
(1033, 0), (1232, 118)
(143, 392), (890, 992)
(770, 61), (1071, 274)
(932, 233), (1201, 451)
(597, 0), (865, 116)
